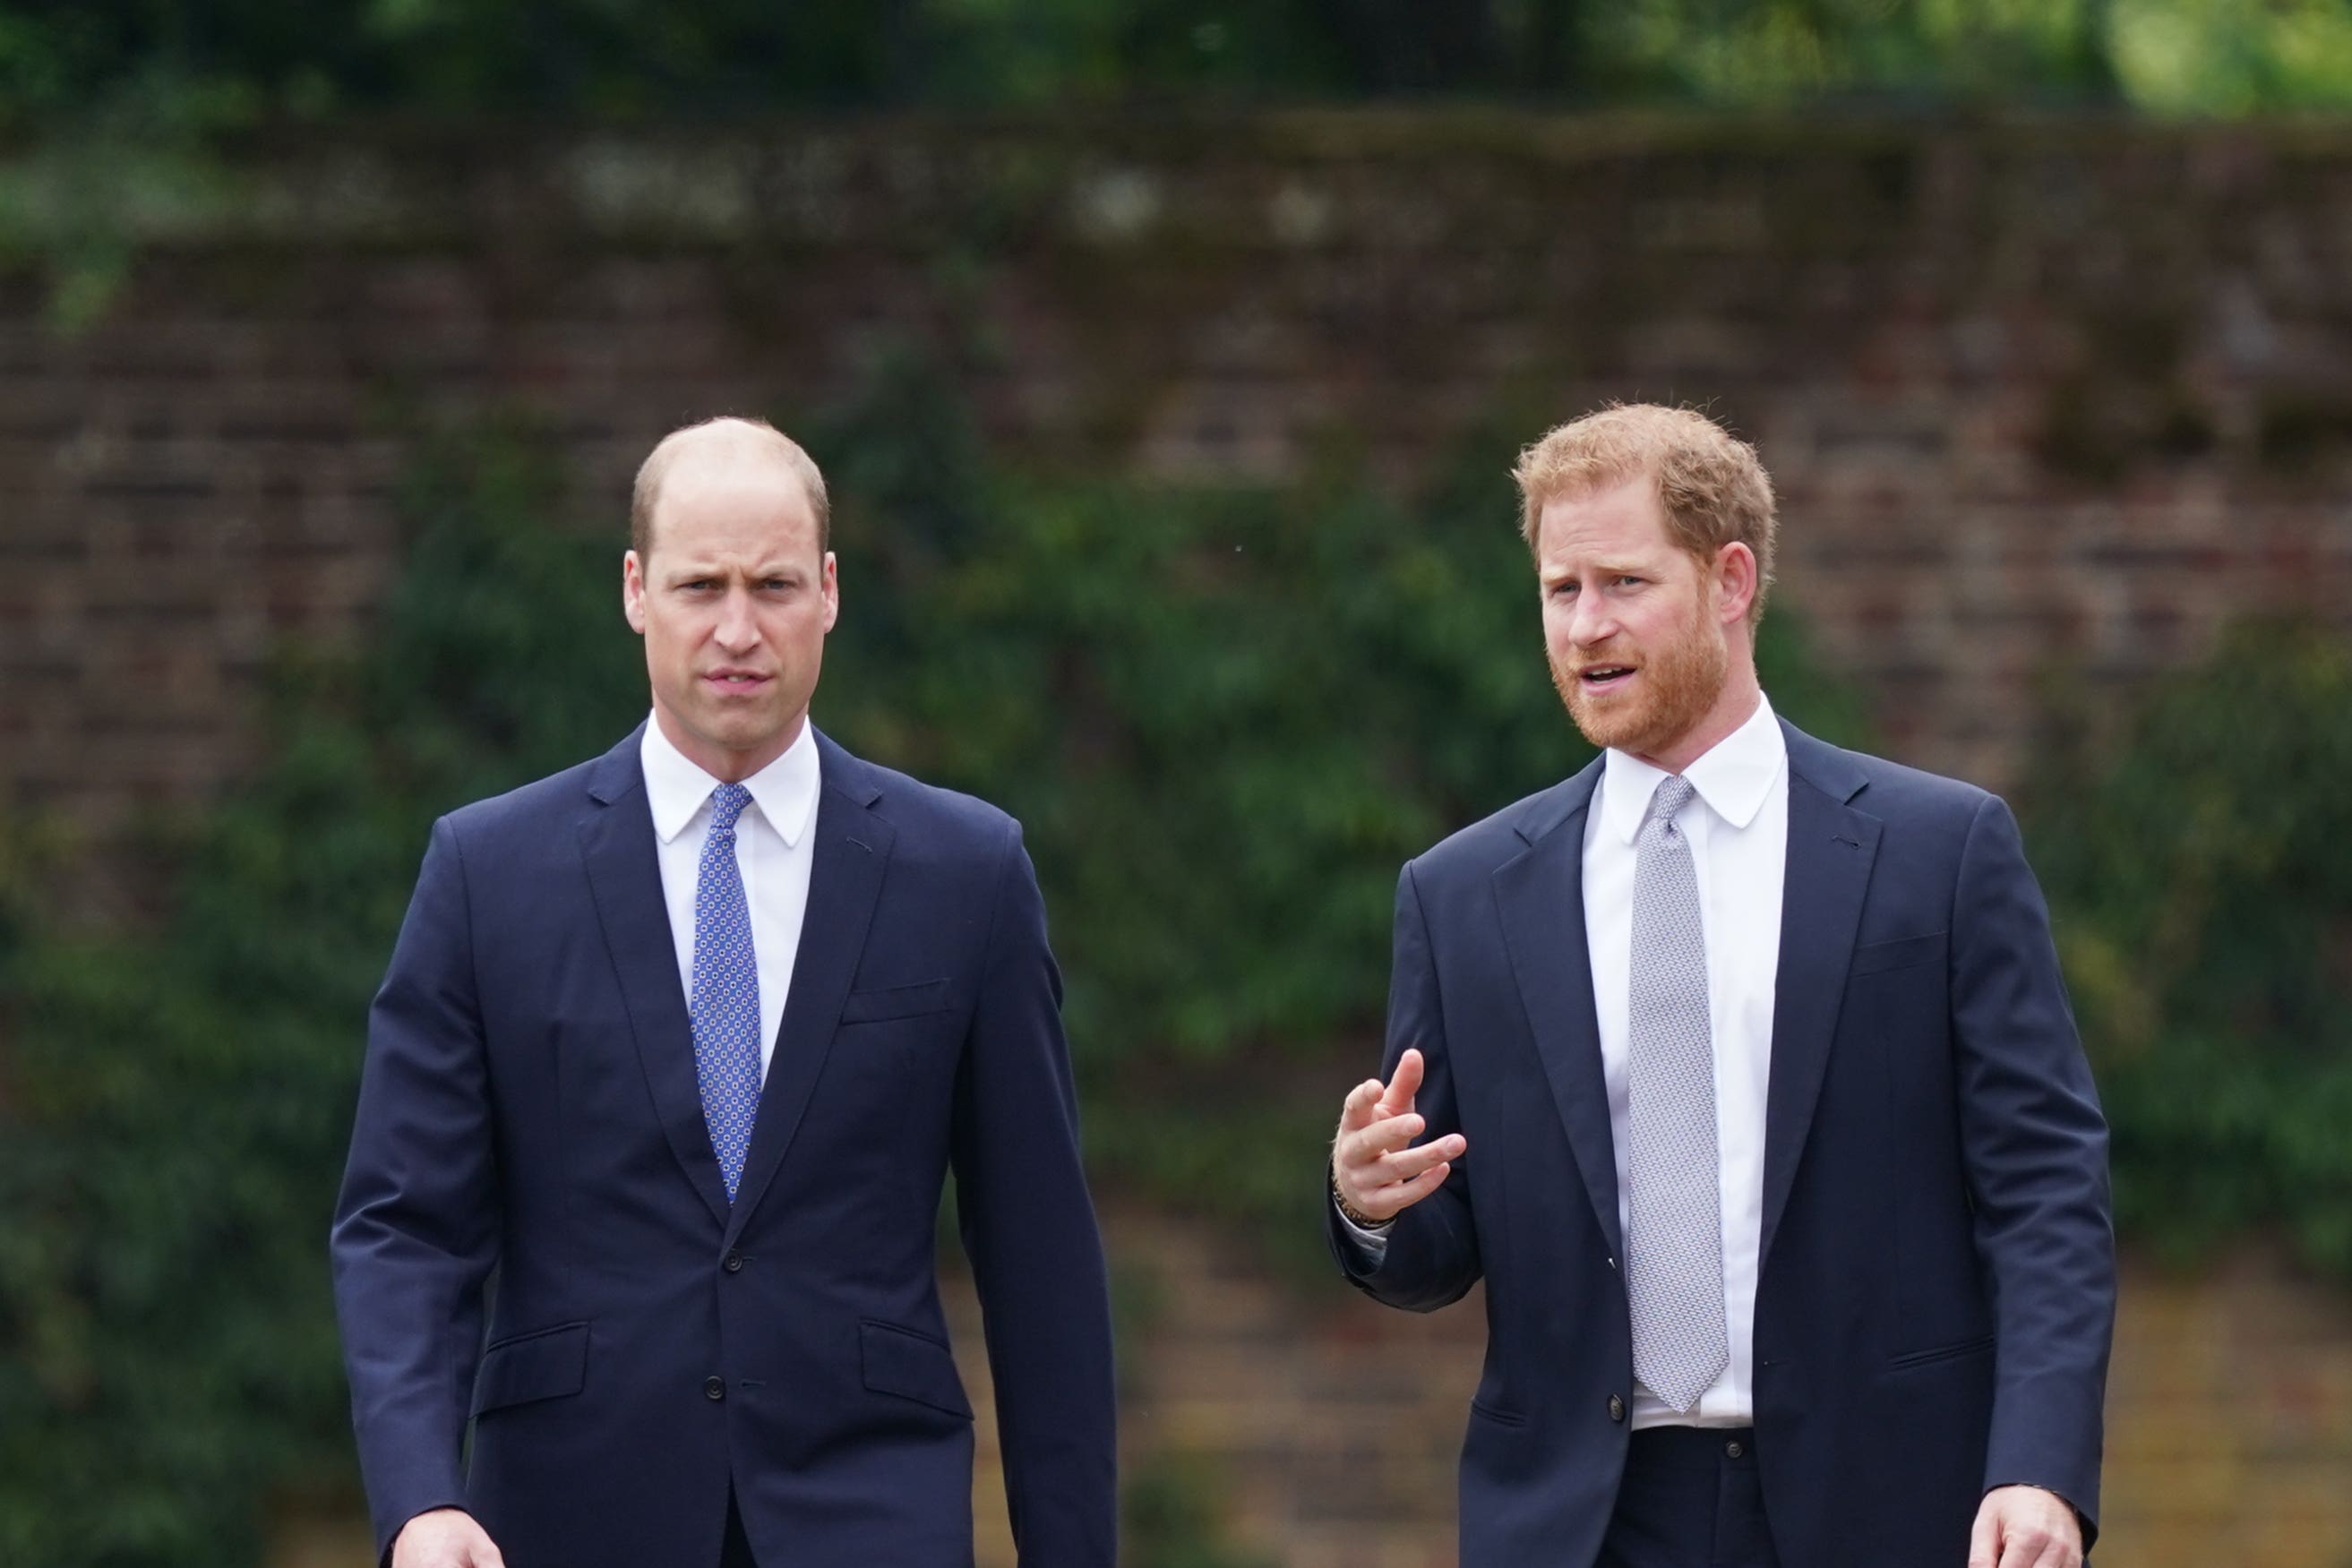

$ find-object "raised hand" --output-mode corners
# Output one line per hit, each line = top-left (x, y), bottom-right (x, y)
(392, 1508), (507, 1568)
(1332, 1048), (1465, 1224)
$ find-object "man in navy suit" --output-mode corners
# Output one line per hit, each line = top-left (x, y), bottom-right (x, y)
(1327, 405), (2113, 1567)
(332, 417), (1115, 1568)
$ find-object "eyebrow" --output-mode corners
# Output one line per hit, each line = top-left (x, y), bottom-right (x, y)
(663, 561), (805, 583)
(1542, 559), (1647, 580)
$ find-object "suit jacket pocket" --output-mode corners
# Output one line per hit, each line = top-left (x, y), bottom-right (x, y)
(1885, 1332), (1995, 1372)
(860, 1319), (973, 1419)
(839, 979), (953, 1025)
(1468, 1396), (1529, 1427)
(472, 1321), (589, 1417)
(1850, 930), (1948, 977)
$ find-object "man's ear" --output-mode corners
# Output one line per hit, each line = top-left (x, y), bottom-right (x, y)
(622, 550), (648, 634)
(1714, 542), (1758, 628)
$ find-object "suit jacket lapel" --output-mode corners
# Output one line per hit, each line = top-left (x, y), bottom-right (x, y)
(1492, 761), (1623, 1262)
(725, 733), (894, 1246)
(1761, 721), (1880, 1268)
(579, 725), (733, 1230)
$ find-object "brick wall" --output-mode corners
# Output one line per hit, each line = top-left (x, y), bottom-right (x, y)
(11, 117), (2352, 864)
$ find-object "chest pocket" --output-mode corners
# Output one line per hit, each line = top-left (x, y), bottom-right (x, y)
(1849, 930), (1947, 978)
(838, 978), (953, 1025)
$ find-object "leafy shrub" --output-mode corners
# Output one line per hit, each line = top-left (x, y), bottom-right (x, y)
(2029, 620), (2352, 1277)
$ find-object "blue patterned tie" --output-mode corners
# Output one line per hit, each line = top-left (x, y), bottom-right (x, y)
(691, 783), (762, 1202)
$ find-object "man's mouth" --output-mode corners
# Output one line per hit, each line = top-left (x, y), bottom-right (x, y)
(1577, 664), (1636, 693)
(703, 671), (771, 691)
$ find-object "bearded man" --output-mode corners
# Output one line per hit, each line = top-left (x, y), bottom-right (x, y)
(1326, 405), (2113, 1568)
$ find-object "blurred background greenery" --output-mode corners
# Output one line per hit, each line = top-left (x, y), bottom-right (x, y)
(1, 0), (2349, 118)
(3, 3), (2351, 1565)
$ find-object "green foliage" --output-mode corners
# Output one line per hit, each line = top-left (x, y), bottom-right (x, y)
(806, 362), (1873, 1266)
(2029, 620), (2352, 1277)
(2, 0), (2351, 123)
(0, 363), (1869, 1560)
(1597, 0), (2116, 107)
(4, 2), (2345, 321)
(0, 426), (644, 1564)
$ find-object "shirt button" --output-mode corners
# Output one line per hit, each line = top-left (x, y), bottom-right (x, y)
(1608, 1394), (1626, 1422)
(704, 1376), (726, 1401)
(723, 1250), (745, 1273)
(1725, 1439), (1746, 1459)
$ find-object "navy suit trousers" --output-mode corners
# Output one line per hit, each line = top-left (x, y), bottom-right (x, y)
(1600, 1427), (1779, 1568)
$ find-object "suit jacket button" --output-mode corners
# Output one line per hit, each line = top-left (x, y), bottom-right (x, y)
(723, 1250), (745, 1273)
(705, 1376), (726, 1401)
(1608, 1394), (1626, 1422)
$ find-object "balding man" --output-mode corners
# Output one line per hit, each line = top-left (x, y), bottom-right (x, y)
(332, 418), (1116, 1568)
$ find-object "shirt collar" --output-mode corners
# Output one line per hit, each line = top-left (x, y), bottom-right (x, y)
(1599, 690), (1786, 846)
(639, 712), (821, 849)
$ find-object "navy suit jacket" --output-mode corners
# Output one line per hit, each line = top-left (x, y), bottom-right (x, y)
(1329, 720), (2114, 1566)
(332, 725), (1115, 1568)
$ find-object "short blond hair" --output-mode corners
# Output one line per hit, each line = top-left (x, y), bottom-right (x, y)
(1513, 403), (1777, 624)
(631, 416), (830, 557)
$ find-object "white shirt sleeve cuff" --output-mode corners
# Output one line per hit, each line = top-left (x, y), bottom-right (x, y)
(1338, 1210), (1394, 1262)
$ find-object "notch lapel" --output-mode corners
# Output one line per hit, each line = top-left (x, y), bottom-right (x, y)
(724, 734), (894, 1246)
(1760, 723), (1880, 1268)
(579, 728), (733, 1230)
(1492, 764), (1622, 1262)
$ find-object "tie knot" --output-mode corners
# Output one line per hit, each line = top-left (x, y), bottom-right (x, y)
(1645, 775), (1697, 836)
(708, 782), (753, 834)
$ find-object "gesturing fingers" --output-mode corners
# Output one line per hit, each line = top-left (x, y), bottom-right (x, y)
(1335, 1113), (1465, 1222)
(1333, 1049), (1464, 1222)
(1377, 1048), (1426, 1119)
(1343, 1150), (1459, 1221)
(1363, 1129), (1463, 1187)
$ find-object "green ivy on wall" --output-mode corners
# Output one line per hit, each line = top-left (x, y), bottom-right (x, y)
(2028, 619), (2352, 1277)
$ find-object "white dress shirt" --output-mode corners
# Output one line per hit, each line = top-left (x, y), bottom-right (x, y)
(640, 714), (823, 1080)
(1347, 692), (1789, 1429)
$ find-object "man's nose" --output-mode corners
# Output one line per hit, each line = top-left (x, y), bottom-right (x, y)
(714, 587), (761, 651)
(1566, 593), (1616, 649)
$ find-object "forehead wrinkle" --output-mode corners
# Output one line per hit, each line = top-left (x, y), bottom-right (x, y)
(657, 550), (805, 580)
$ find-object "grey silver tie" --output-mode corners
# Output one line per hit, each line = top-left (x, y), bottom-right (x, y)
(1624, 773), (1730, 1412)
